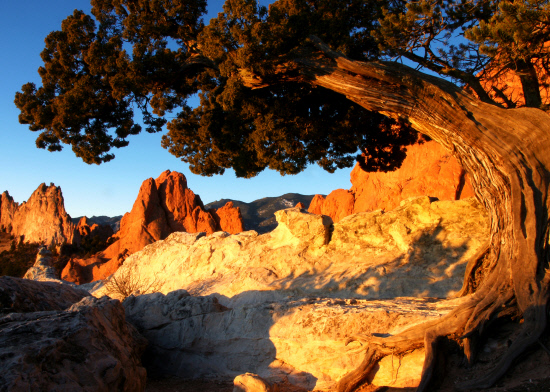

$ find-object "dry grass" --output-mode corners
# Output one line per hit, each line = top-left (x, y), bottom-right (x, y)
(104, 263), (161, 300)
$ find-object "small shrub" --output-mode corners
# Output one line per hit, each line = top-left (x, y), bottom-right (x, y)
(104, 263), (161, 300)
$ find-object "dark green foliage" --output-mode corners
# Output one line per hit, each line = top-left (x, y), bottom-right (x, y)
(374, 0), (550, 107)
(0, 242), (40, 278)
(15, 0), (550, 176)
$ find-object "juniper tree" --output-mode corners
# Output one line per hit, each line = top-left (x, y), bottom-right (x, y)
(15, 0), (550, 389)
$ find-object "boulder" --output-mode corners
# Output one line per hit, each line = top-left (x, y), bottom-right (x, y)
(0, 294), (147, 391)
(233, 373), (279, 392)
(92, 196), (489, 390)
(0, 191), (18, 232)
(308, 140), (475, 222)
(212, 201), (245, 234)
(9, 183), (80, 246)
(22, 246), (58, 281)
(307, 189), (355, 223)
(0, 275), (89, 314)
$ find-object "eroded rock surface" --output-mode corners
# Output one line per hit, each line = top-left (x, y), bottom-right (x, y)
(0, 191), (18, 232)
(0, 293), (147, 391)
(92, 196), (489, 390)
(8, 183), (79, 246)
(0, 276), (89, 314)
(22, 247), (58, 281)
(95, 196), (488, 301)
(308, 141), (475, 222)
(100, 170), (244, 263)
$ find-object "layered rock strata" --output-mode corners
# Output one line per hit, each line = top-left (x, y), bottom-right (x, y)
(93, 196), (490, 390)
(309, 140), (475, 222)
(0, 298), (146, 391)
(0, 275), (89, 314)
(0, 277), (146, 391)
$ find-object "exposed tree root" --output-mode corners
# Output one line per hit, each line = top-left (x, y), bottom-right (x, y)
(337, 266), (550, 391)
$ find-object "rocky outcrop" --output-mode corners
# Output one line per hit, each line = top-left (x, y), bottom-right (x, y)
(96, 196), (488, 301)
(102, 170), (244, 261)
(206, 194), (317, 234)
(64, 171), (244, 285)
(212, 201), (245, 234)
(22, 247), (58, 281)
(76, 216), (114, 243)
(0, 281), (147, 392)
(308, 140), (475, 222)
(8, 183), (80, 246)
(479, 43), (550, 108)
(61, 256), (120, 285)
(93, 196), (489, 390)
(0, 276), (89, 314)
(0, 191), (18, 232)
(307, 189), (355, 222)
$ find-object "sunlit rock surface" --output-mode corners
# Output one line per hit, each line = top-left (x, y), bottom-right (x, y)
(22, 247), (58, 281)
(91, 196), (488, 390)
(8, 183), (79, 246)
(0, 191), (18, 231)
(308, 140), (475, 222)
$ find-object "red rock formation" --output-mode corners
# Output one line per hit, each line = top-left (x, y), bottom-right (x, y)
(76, 217), (113, 243)
(295, 202), (306, 209)
(0, 191), (18, 231)
(478, 42), (550, 108)
(61, 256), (121, 284)
(307, 195), (325, 216)
(9, 184), (80, 246)
(212, 201), (245, 234)
(309, 141), (475, 222)
(67, 171), (244, 284)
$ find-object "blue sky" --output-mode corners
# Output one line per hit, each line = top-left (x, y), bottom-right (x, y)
(0, 1), (353, 218)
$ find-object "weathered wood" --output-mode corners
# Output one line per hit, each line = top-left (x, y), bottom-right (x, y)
(241, 35), (550, 390)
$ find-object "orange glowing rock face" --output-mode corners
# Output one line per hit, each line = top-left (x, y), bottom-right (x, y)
(65, 170), (244, 284)
(309, 140), (474, 222)
(478, 44), (550, 108)
(8, 184), (80, 247)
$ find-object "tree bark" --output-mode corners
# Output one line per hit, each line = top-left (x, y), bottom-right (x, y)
(243, 36), (550, 389)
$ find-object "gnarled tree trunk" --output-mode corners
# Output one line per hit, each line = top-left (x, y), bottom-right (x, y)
(244, 37), (550, 390)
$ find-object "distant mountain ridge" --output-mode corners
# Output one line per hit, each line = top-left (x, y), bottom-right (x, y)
(206, 193), (319, 233)
(72, 193), (318, 236)
(71, 215), (123, 233)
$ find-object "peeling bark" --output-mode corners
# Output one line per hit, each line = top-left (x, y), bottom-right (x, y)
(242, 36), (550, 389)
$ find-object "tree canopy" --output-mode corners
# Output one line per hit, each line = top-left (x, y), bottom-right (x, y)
(16, 0), (548, 176)
(14, 2), (550, 390)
